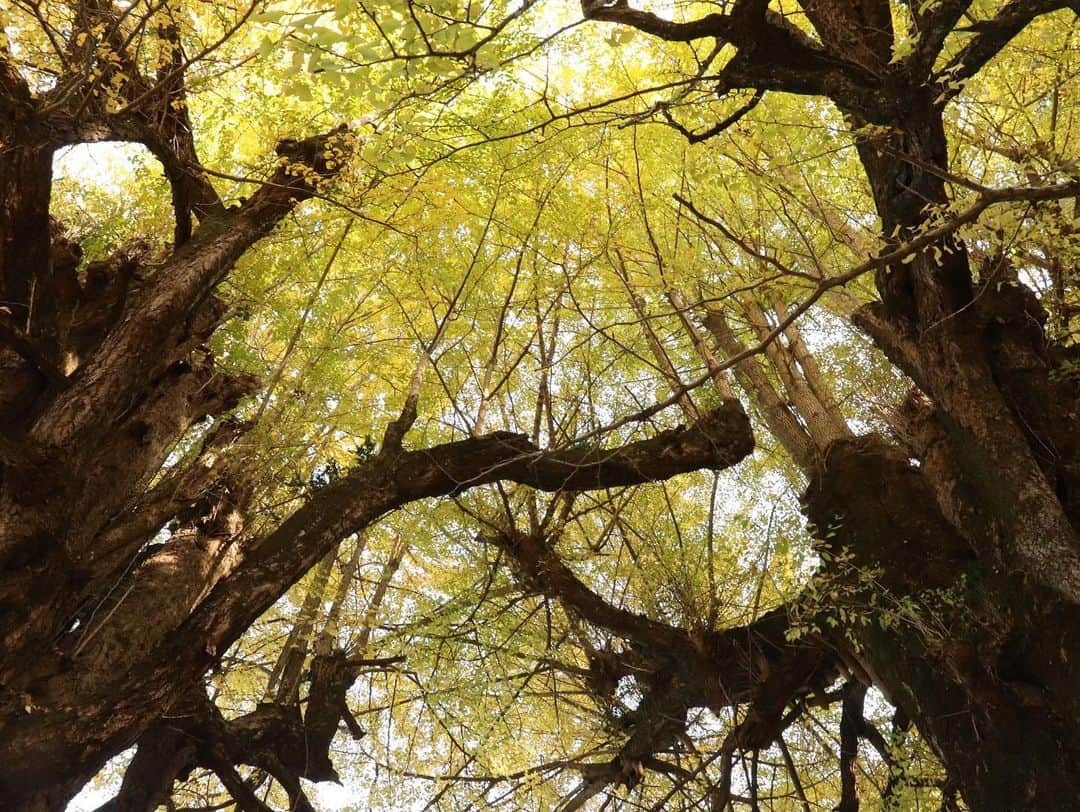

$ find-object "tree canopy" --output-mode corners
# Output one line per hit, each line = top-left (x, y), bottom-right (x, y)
(0, 0), (1077, 809)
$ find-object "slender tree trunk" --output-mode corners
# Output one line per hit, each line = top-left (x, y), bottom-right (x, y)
(266, 550), (337, 703)
(701, 305), (818, 470)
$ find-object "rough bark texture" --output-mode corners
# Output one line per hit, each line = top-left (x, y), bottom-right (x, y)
(0, 385), (752, 809)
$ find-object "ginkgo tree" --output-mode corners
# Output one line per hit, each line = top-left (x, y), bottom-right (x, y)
(0, 0), (1077, 809)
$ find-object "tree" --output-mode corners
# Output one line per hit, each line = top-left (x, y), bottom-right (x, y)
(564, 0), (1080, 805)
(0, 0), (1077, 810)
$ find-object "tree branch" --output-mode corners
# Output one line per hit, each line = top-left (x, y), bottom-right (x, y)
(909, 0), (974, 75)
(936, 0), (1077, 94)
(660, 89), (764, 144)
(580, 0), (880, 113)
(837, 681), (868, 812)
(29, 126), (354, 452)
(46, 403), (749, 766)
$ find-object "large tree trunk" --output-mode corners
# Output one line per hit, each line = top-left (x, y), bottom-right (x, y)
(805, 433), (1080, 808)
(801, 85), (1080, 808)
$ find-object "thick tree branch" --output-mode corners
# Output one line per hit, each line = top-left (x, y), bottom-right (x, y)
(86, 419), (251, 592)
(0, 403), (757, 801)
(493, 528), (690, 651)
(94, 668), (374, 812)
(28, 126), (353, 452)
(580, 0), (880, 113)
(837, 681), (868, 812)
(702, 306), (818, 471)
(28, 1), (227, 245)
(92, 722), (197, 812)
(909, 0), (974, 75)
(936, 0), (1077, 93)
(491, 528), (838, 710)
(0, 50), (33, 118)
(183, 401), (752, 661)
(797, 0), (895, 72)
